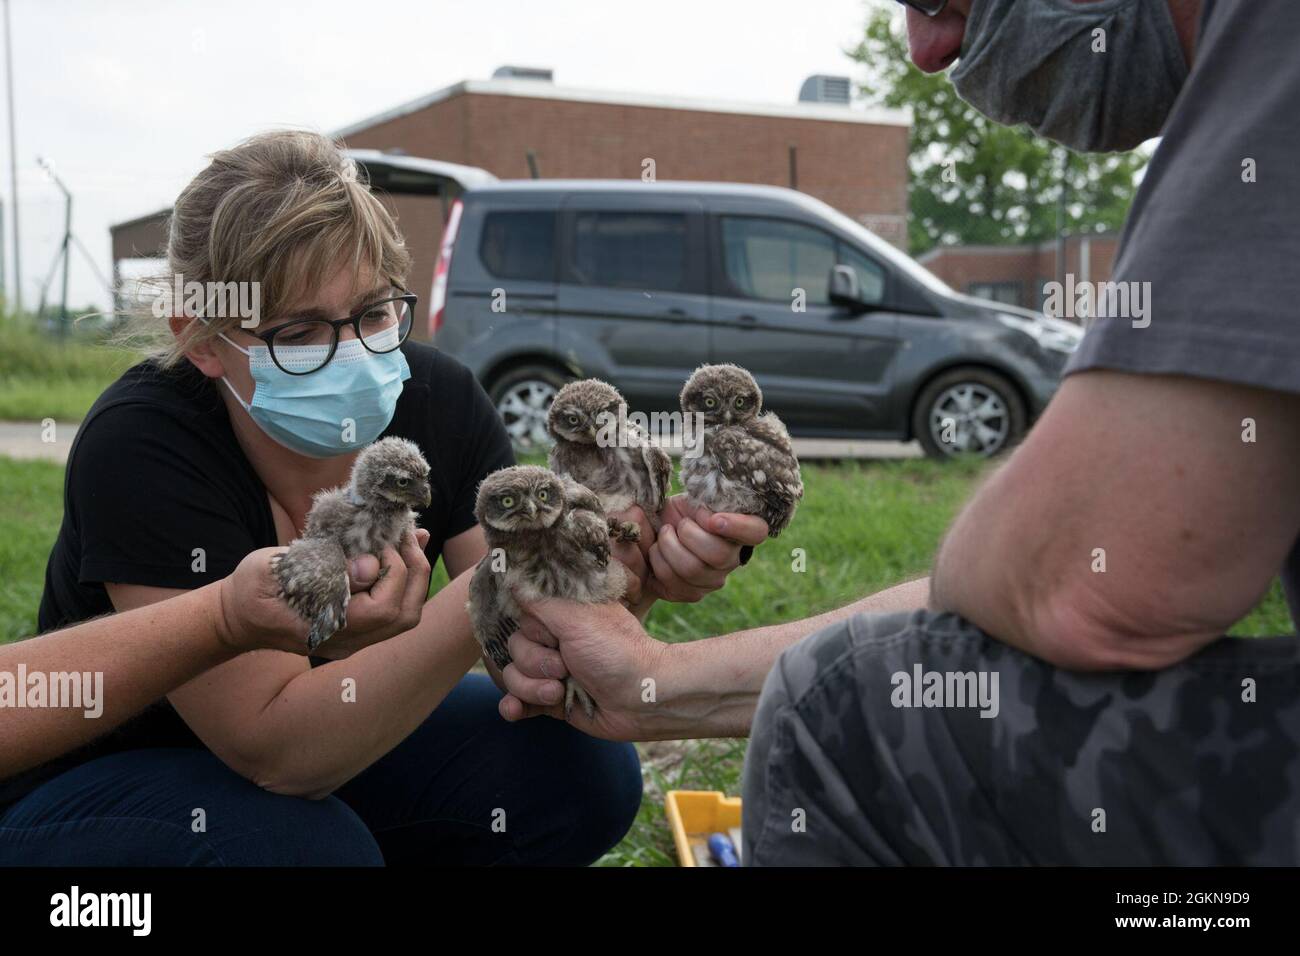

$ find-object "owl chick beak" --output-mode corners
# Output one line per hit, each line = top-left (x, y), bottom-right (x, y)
(524, 500), (538, 517)
(418, 482), (432, 508)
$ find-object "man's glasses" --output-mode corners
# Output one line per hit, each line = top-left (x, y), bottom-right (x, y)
(249, 291), (416, 375)
(896, 0), (948, 16)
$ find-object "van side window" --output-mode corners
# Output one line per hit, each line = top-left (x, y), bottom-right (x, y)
(838, 242), (887, 304)
(480, 211), (556, 281)
(721, 217), (836, 304)
(573, 212), (688, 291)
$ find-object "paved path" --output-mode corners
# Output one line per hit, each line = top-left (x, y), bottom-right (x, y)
(0, 420), (923, 466)
(0, 420), (81, 464)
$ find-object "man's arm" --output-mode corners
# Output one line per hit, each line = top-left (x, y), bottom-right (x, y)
(931, 369), (1300, 670)
(502, 577), (929, 740)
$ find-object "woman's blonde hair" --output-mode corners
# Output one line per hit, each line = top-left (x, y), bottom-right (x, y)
(142, 129), (410, 367)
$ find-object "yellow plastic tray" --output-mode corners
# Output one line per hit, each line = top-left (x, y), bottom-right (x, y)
(665, 790), (743, 867)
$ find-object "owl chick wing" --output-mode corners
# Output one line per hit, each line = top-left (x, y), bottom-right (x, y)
(272, 536), (350, 651)
(467, 557), (515, 672)
(709, 414), (804, 537)
(559, 477), (613, 568)
(633, 422), (673, 516)
(555, 477), (629, 605)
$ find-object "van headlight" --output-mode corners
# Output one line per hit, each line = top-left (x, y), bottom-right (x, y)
(996, 312), (1082, 354)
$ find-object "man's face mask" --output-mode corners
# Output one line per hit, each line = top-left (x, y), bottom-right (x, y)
(949, 0), (1189, 153)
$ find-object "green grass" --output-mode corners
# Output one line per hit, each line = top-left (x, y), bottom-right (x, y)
(0, 457), (65, 641)
(0, 315), (141, 421)
(0, 452), (1292, 866)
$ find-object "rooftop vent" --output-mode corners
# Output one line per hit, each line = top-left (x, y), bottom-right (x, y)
(492, 65), (554, 82)
(798, 74), (852, 106)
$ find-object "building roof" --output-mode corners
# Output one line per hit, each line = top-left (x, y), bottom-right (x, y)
(917, 232), (1121, 264)
(333, 77), (911, 140)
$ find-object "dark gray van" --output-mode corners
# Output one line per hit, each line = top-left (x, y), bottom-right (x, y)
(428, 180), (1081, 458)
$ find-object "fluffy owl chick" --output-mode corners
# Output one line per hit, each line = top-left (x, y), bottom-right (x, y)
(547, 378), (671, 542)
(679, 364), (803, 543)
(467, 465), (625, 718)
(273, 437), (432, 651)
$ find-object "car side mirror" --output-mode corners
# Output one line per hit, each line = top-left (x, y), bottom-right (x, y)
(828, 265), (866, 313)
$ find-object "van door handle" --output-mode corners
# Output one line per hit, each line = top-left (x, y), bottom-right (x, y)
(735, 314), (758, 327)
(663, 308), (688, 322)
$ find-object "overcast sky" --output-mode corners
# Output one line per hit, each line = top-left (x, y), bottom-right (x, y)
(5, 0), (892, 310)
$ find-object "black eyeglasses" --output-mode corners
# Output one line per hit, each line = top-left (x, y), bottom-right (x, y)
(896, 0), (948, 15)
(247, 291), (416, 375)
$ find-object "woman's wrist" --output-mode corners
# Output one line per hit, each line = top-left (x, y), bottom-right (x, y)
(210, 577), (254, 655)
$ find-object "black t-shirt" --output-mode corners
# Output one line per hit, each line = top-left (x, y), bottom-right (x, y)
(0, 342), (513, 812)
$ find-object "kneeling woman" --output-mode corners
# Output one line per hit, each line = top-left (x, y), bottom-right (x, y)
(0, 131), (745, 866)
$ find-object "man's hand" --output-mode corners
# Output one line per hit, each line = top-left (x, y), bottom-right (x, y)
(497, 597), (665, 741)
(218, 528), (432, 658)
(609, 505), (653, 609)
(644, 495), (769, 603)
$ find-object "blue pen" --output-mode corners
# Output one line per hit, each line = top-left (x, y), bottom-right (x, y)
(707, 832), (740, 867)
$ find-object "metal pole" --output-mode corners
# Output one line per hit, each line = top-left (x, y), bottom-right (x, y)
(0, 196), (7, 306)
(38, 156), (69, 332)
(60, 189), (70, 331)
(3, 0), (20, 315)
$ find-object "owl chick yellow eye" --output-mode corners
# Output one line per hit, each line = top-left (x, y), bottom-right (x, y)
(704, 397), (716, 408)
(537, 489), (548, 501)
(734, 397), (745, 408)
(567, 414), (580, 426)
(500, 496), (514, 508)
(397, 477), (409, 487)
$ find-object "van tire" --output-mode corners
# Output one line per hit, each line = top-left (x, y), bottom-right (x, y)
(488, 364), (573, 452)
(912, 367), (1026, 460)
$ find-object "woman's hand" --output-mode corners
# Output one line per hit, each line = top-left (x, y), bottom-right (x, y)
(644, 495), (769, 603)
(217, 528), (432, 657)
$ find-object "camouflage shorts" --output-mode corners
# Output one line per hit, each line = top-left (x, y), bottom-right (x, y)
(741, 609), (1300, 865)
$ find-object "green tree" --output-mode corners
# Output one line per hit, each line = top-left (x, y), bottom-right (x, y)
(849, 3), (1148, 256)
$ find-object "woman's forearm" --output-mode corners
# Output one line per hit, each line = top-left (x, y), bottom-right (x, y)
(648, 577), (930, 739)
(0, 583), (238, 780)
(241, 569), (482, 798)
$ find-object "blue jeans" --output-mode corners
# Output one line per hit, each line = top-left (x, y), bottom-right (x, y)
(0, 675), (642, 866)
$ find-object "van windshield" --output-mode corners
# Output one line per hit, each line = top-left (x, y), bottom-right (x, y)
(811, 198), (955, 299)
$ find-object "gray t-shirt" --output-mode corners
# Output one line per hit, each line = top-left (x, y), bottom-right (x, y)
(1064, 0), (1300, 631)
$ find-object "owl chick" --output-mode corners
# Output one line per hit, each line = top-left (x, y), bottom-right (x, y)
(467, 465), (625, 718)
(679, 364), (803, 548)
(547, 378), (672, 542)
(273, 437), (432, 651)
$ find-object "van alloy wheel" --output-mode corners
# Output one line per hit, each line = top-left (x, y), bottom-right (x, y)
(927, 383), (1010, 457)
(497, 379), (558, 449)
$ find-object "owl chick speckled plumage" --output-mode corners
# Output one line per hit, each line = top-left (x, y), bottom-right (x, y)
(273, 437), (432, 651)
(547, 378), (672, 542)
(679, 364), (803, 540)
(467, 465), (625, 718)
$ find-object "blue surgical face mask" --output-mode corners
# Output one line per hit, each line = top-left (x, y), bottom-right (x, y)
(213, 324), (411, 459)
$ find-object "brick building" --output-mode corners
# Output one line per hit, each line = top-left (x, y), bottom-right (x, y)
(919, 232), (1120, 319)
(109, 73), (911, 336)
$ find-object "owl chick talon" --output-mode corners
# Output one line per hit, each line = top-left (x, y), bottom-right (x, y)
(608, 518), (641, 543)
(564, 678), (595, 720)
